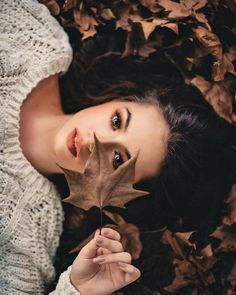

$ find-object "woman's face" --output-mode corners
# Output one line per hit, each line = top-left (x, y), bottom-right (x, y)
(54, 100), (169, 183)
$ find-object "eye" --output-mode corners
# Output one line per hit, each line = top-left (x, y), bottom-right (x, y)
(111, 111), (121, 130)
(112, 151), (124, 170)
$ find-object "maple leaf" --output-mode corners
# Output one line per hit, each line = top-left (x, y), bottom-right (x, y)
(60, 133), (149, 211)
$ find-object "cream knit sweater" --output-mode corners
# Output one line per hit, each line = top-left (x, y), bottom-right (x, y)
(0, 0), (81, 294)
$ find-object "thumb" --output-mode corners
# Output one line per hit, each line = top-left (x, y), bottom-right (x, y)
(78, 229), (100, 259)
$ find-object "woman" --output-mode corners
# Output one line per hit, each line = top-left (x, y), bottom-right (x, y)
(0, 1), (235, 295)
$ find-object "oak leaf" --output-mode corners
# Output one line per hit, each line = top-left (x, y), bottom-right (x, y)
(60, 133), (149, 211)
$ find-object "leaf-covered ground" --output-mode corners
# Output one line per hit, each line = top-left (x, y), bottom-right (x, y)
(41, 1), (236, 294)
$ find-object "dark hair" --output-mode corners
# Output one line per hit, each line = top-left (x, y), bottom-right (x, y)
(59, 32), (236, 232)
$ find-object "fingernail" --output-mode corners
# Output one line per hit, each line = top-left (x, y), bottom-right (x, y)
(118, 262), (127, 268)
(93, 256), (105, 264)
(96, 236), (103, 245)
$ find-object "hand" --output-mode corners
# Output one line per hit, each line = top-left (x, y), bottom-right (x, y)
(70, 227), (141, 295)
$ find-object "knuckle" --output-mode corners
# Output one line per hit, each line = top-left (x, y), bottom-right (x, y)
(115, 240), (123, 251)
(124, 252), (132, 262)
(116, 231), (121, 241)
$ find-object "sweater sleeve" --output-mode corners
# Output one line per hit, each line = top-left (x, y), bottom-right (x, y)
(49, 266), (81, 295)
(0, 0), (72, 81)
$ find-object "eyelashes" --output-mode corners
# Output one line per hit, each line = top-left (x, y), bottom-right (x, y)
(110, 110), (124, 170)
(111, 111), (122, 130)
(113, 151), (124, 170)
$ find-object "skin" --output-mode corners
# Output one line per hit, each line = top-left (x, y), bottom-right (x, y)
(19, 74), (170, 293)
(20, 75), (169, 182)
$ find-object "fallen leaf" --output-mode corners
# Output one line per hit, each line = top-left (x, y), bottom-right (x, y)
(190, 76), (234, 123)
(157, 0), (191, 19)
(164, 258), (198, 292)
(193, 26), (222, 60)
(174, 231), (196, 249)
(62, 0), (76, 12)
(211, 224), (236, 252)
(100, 8), (116, 21)
(122, 23), (157, 57)
(140, 0), (163, 13)
(138, 20), (157, 39)
(161, 229), (185, 259)
(73, 2), (99, 40)
(212, 50), (236, 81)
(60, 133), (149, 211)
(223, 184), (236, 226)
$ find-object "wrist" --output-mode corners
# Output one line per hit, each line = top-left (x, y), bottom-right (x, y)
(69, 271), (95, 295)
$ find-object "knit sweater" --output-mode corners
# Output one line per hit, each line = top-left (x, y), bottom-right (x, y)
(0, 0), (81, 294)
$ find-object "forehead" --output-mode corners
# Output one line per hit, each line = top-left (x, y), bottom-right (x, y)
(111, 100), (170, 182)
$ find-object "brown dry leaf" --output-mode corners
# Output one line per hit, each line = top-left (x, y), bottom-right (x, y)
(74, 2), (99, 40)
(157, 0), (191, 19)
(223, 184), (236, 226)
(114, 4), (133, 32)
(200, 244), (213, 257)
(164, 258), (198, 292)
(61, 133), (149, 211)
(140, 0), (163, 13)
(226, 262), (236, 290)
(138, 20), (157, 40)
(190, 75), (234, 123)
(212, 49), (236, 81)
(193, 26), (222, 60)
(161, 229), (185, 259)
(100, 8), (116, 21)
(62, 0), (76, 12)
(122, 23), (157, 58)
(180, 0), (208, 11)
(190, 75), (211, 94)
(211, 224), (236, 252)
(174, 231), (196, 249)
(164, 253), (218, 292)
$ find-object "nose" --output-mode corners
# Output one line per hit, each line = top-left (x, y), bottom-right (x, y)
(85, 130), (125, 152)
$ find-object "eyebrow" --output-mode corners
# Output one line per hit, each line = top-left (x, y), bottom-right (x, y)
(124, 107), (132, 160)
(125, 107), (131, 132)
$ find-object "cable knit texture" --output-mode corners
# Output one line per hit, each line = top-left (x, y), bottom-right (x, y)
(0, 0), (81, 294)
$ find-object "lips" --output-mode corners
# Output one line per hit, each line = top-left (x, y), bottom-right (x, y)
(67, 128), (81, 157)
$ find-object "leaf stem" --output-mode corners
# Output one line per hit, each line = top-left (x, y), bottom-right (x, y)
(99, 206), (103, 233)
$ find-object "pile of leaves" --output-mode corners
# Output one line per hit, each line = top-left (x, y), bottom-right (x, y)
(40, 1), (236, 294)
(40, 0), (236, 123)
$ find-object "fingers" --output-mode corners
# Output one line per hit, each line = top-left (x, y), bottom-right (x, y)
(93, 251), (141, 284)
(101, 227), (121, 241)
(119, 263), (141, 284)
(79, 229), (100, 259)
(93, 252), (131, 264)
(79, 228), (122, 259)
(96, 235), (123, 253)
